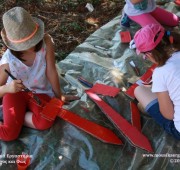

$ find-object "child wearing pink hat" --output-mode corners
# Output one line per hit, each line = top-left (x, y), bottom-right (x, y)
(121, 0), (179, 27)
(133, 23), (180, 139)
(0, 7), (78, 141)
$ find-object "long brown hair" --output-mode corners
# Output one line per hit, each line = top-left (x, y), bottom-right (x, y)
(152, 31), (180, 66)
(10, 40), (43, 61)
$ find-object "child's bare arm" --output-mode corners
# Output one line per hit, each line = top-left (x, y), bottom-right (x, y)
(45, 34), (80, 103)
(44, 34), (62, 98)
(157, 91), (174, 120)
(0, 64), (9, 97)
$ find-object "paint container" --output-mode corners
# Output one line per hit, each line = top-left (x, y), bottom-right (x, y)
(16, 154), (31, 170)
(120, 31), (131, 43)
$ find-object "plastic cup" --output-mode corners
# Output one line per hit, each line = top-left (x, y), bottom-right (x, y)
(16, 154), (31, 170)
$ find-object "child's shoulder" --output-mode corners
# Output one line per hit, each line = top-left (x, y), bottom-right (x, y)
(43, 34), (54, 50)
(0, 49), (11, 65)
(44, 34), (53, 43)
(2, 49), (11, 58)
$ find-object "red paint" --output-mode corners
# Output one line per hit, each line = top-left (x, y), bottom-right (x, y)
(41, 98), (122, 145)
(41, 98), (63, 121)
(89, 83), (120, 97)
(59, 108), (122, 145)
(120, 31), (131, 43)
(174, 0), (180, 5)
(130, 102), (141, 131)
(125, 83), (138, 100)
(17, 154), (31, 170)
(86, 90), (153, 152)
(125, 64), (157, 99)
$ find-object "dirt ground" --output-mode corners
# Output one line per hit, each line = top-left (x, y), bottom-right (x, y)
(0, 0), (124, 61)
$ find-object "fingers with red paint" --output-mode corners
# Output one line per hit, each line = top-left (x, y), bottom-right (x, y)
(61, 95), (80, 104)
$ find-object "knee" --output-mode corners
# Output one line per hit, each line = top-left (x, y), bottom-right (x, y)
(1, 128), (20, 141)
(35, 124), (53, 130)
(134, 86), (143, 98)
(33, 120), (54, 130)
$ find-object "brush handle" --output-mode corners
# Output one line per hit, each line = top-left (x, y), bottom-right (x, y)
(78, 76), (93, 88)
(4, 69), (17, 80)
(5, 69), (30, 92)
(4, 69), (41, 105)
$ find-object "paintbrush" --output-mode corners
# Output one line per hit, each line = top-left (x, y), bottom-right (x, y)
(4, 69), (41, 105)
(129, 61), (140, 76)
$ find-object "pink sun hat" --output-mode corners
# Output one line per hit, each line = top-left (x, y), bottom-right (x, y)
(134, 24), (165, 55)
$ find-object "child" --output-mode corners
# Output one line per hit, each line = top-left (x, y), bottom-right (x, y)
(133, 23), (180, 139)
(0, 7), (78, 141)
(121, 0), (179, 27)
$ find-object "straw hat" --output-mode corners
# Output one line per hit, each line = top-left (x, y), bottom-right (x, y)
(1, 7), (44, 51)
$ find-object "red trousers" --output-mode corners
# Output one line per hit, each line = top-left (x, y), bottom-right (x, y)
(1, 92), (54, 141)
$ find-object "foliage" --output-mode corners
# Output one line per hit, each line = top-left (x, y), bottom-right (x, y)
(0, 0), (124, 61)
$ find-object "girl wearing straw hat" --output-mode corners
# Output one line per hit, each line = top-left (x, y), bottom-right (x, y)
(133, 24), (180, 139)
(0, 7), (78, 141)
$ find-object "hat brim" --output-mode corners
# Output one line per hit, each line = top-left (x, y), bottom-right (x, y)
(1, 17), (44, 51)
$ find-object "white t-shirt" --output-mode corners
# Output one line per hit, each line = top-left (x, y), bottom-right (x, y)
(152, 52), (180, 132)
(124, 0), (156, 16)
(0, 43), (54, 97)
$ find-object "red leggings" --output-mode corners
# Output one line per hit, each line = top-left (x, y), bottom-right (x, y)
(1, 92), (54, 141)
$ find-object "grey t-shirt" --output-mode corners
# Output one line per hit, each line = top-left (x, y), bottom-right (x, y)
(124, 0), (156, 16)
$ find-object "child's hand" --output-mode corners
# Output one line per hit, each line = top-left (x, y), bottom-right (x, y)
(8, 80), (25, 93)
(60, 95), (80, 104)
